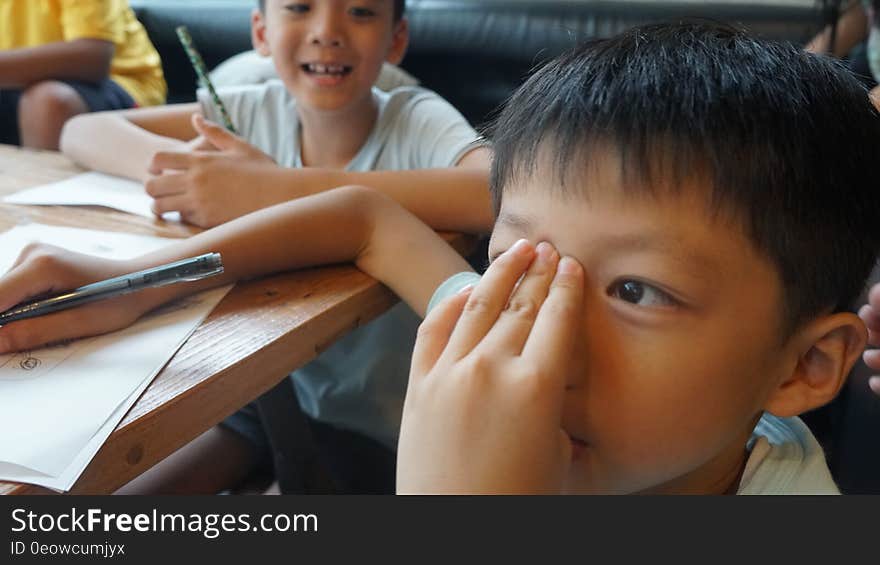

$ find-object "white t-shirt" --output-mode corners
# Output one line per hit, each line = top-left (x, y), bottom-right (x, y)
(200, 80), (479, 170)
(428, 272), (840, 495)
(199, 82), (482, 448)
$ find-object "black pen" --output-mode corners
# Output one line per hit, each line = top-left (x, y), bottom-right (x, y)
(0, 253), (224, 325)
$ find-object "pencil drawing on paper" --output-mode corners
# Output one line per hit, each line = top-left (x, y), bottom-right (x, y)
(0, 339), (84, 381)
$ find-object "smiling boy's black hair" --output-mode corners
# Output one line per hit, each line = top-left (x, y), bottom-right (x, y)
(487, 21), (880, 337)
(258, 0), (406, 22)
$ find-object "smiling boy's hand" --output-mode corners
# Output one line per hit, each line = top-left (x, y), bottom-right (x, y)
(0, 245), (155, 354)
(858, 282), (880, 396)
(396, 240), (584, 494)
(146, 115), (277, 228)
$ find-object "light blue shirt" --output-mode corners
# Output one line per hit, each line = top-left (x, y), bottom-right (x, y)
(201, 83), (482, 448)
(739, 413), (839, 494)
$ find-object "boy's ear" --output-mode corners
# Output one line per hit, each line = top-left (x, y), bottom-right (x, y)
(385, 18), (409, 66)
(763, 312), (867, 418)
(251, 8), (271, 57)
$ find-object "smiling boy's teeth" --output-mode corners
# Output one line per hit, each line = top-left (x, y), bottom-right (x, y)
(306, 63), (348, 75)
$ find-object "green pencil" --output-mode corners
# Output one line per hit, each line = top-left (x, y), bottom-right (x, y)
(175, 25), (237, 134)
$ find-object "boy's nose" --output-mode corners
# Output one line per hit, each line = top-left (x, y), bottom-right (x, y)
(307, 12), (345, 48)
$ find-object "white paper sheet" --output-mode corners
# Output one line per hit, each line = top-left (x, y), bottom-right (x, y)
(2, 171), (180, 221)
(0, 224), (230, 491)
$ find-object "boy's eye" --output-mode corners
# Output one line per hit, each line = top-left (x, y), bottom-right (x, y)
(349, 6), (377, 18)
(285, 2), (310, 14)
(609, 279), (678, 308)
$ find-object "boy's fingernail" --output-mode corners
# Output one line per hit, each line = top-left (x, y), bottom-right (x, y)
(557, 257), (583, 277)
(536, 241), (556, 261)
(457, 284), (474, 295)
(509, 239), (531, 255)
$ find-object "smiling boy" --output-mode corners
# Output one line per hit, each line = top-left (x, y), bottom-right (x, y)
(2, 22), (877, 494)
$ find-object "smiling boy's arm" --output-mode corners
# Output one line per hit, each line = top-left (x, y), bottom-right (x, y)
(60, 104), (205, 183)
(0, 185), (471, 353)
(146, 117), (495, 232)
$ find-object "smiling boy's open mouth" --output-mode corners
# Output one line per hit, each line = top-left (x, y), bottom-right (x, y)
(301, 63), (353, 76)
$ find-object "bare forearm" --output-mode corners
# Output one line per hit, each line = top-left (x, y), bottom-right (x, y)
(124, 187), (377, 311)
(259, 167), (494, 234)
(61, 113), (183, 182)
(130, 186), (469, 316)
(0, 39), (113, 88)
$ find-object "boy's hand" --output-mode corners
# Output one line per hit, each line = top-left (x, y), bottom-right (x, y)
(858, 282), (880, 396)
(396, 240), (584, 494)
(0, 245), (152, 354)
(146, 115), (276, 228)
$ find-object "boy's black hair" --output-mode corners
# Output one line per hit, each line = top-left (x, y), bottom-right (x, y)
(258, 1), (406, 21)
(487, 22), (880, 337)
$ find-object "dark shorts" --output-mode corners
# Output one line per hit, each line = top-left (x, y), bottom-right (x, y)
(222, 399), (397, 494)
(0, 78), (136, 145)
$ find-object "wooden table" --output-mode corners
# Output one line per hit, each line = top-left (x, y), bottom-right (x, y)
(0, 145), (473, 494)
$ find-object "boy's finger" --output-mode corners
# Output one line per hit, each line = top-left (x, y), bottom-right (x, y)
(0, 262), (60, 314)
(189, 135), (216, 152)
(480, 242), (559, 355)
(144, 173), (187, 198)
(863, 349), (880, 371)
(192, 114), (241, 151)
(869, 329), (880, 349)
(521, 257), (584, 383)
(151, 194), (192, 217)
(869, 376), (880, 397)
(441, 239), (536, 360)
(149, 151), (196, 175)
(0, 300), (137, 354)
(858, 304), (880, 334)
(410, 288), (472, 381)
(869, 283), (880, 309)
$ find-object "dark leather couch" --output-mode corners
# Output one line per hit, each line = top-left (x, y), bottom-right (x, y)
(130, 0), (880, 494)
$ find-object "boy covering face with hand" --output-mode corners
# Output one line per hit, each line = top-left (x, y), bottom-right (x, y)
(397, 23), (880, 494)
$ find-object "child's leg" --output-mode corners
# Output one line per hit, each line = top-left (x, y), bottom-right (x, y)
(0, 90), (23, 145)
(17, 81), (89, 150)
(17, 78), (136, 150)
(115, 404), (272, 494)
(114, 425), (264, 495)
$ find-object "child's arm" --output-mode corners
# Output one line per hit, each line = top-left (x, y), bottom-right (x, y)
(60, 104), (203, 183)
(804, 0), (867, 56)
(0, 186), (472, 354)
(0, 39), (113, 87)
(146, 116), (495, 233)
(397, 241), (584, 494)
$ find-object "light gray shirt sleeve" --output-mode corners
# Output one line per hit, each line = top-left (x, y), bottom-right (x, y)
(384, 88), (487, 169)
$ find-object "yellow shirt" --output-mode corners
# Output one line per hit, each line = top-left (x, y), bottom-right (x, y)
(0, 0), (166, 106)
